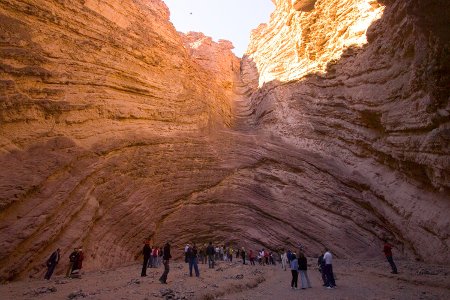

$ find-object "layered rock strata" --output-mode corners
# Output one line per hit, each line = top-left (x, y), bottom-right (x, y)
(0, 0), (237, 280)
(0, 0), (449, 282)
(242, 0), (449, 262)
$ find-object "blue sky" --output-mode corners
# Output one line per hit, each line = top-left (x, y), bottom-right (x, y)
(163, 0), (275, 57)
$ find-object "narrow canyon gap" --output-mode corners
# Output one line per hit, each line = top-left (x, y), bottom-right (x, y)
(0, 0), (449, 281)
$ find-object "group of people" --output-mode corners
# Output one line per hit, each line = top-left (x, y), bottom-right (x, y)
(43, 247), (84, 280)
(141, 240), (172, 284)
(44, 239), (399, 286)
(183, 243), (280, 268)
(67, 247), (84, 278)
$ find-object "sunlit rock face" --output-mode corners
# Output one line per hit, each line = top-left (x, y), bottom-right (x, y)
(180, 32), (240, 93)
(0, 0), (237, 280)
(247, 0), (385, 86)
(242, 0), (449, 263)
(0, 0), (449, 281)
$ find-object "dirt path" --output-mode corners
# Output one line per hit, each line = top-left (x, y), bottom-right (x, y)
(1, 258), (449, 299)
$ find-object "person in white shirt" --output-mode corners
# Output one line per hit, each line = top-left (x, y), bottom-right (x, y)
(323, 249), (336, 288)
(281, 250), (288, 271)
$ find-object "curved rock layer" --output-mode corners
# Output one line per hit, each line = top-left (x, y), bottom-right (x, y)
(0, 0), (449, 281)
(0, 0), (237, 280)
(243, 0), (449, 261)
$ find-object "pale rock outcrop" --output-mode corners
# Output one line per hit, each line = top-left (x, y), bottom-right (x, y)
(180, 32), (240, 92)
(247, 0), (385, 86)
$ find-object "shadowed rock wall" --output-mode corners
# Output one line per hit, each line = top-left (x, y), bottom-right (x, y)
(242, 0), (449, 262)
(0, 0), (449, 281)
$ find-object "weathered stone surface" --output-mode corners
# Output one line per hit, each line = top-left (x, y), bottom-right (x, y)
(242, 0), (449, 262)
(0, 0), (449, 282)
(0, 0), (236, 280)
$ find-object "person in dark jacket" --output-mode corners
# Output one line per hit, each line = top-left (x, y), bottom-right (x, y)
(206, 242), (215, 269)
(241, 247), (247, 265)
(159, 242), (171, 284)
(66, 248), (78, 277)
(44, 248), (60, 280)
(298, 252), (311, 289)
(317, 253), (327, 286)
(141, 241), (151, 277)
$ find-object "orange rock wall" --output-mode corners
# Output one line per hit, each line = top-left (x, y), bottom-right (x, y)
(0, 0), (448, 281)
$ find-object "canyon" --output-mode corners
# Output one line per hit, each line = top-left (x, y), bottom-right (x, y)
(0, 0), (449, 282)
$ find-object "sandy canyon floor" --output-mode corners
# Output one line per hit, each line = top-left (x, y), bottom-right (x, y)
(1, 258), (449, 300)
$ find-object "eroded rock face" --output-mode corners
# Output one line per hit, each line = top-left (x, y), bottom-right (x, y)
(0, 0), (237, 280)
(242, 0), (449, 262)
(0, 0), (448, 281)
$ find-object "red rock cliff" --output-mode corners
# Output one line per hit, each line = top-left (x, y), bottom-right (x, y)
(0, 0), (448, 281)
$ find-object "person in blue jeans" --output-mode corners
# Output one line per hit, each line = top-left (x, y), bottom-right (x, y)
(188, 243), (200, 277)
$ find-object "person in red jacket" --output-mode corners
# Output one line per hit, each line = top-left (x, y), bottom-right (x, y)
(383, 240), (398, 274)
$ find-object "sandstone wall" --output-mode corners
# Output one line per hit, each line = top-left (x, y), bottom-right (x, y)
(242, 0), (449, 262)
(0, 0), (449, 282)
(0, 0), (238, 280)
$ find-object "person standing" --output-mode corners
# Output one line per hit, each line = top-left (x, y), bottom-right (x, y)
(159, 242), (172, 284)
(317, 253), (327, 286)
(141, 241), (151, 277)
(241, 247), (246, 265)
(184, 244), (190, 263)
(249, 250), (255, 265)
(66, 248), (78, 277)
(383, 240), (398, 274)
(323, 248), (336, 289)
(298, 252), (311, 289)
(188, 243), (200, 277)
(281, 250), (288, 271)
(44, 248), (60, 280)
(290, 253), (299, 289)
(152, 246), (159, 268)
(206, 242), (215, 269)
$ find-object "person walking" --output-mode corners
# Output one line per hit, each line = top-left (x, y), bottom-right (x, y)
(66, 248), (78, 277)
(241, 247), (247, 265)
(141, 241), (151, 277)
(323, 248), (336, 289)
(188, 243), (200, 277)
(159, 242), (172, 284)
(44, 248), (60, 280)
(290, 253), (299, 289)
(206, 242), (215, 269)
(383, 240), (398, 274)
(298, 252), (311, 289)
